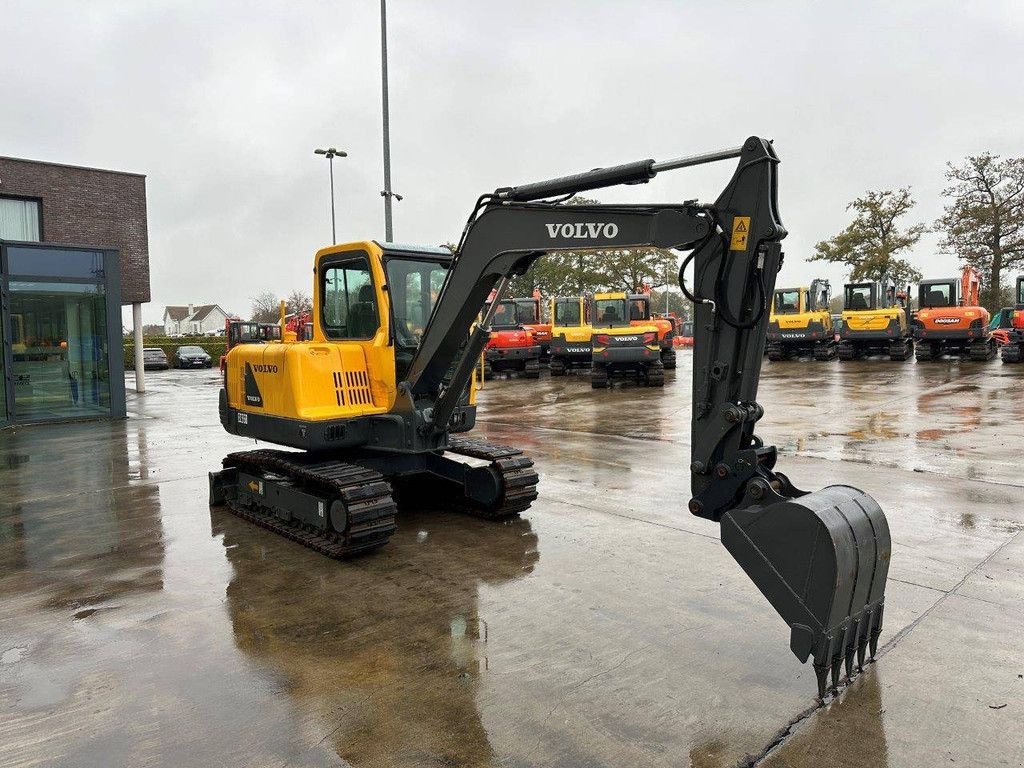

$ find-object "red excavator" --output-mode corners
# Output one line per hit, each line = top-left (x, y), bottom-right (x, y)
(1000, 275), (1024, 363)
(913, 266), (996, 361)
(520, 292), (553, 361)
(482, 295), (541, 379)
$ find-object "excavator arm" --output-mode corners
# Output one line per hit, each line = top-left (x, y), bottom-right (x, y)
(401, 136), (890, 699)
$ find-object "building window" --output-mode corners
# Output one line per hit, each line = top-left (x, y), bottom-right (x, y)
(0, 197), (42, 241)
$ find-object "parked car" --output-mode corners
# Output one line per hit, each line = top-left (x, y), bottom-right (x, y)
(143, 347), (170, 370)
(175, 345), (213, 369)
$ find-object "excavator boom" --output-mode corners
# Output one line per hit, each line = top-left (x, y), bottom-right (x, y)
(403, 137), (891, 697)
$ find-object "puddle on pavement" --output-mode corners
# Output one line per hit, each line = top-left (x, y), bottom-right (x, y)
(1, 647), (27, 665)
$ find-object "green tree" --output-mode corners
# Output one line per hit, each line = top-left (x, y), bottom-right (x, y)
(810, 189), (925, 286)
(936, 153), (1024, 311)
(590, 247), (677, 293)
(649, 287), (689, 319)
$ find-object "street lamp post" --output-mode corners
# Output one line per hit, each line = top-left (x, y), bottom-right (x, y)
(380, 0), (402, 241)
(314, 147), (347, 243)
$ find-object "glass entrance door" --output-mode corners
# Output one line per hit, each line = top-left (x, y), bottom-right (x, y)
(9, 281), (110, 421)
(0, 307), (7, 425)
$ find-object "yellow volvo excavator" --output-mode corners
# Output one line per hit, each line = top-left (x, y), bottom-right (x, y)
(766, 278), (836, 360)
(210, 138), (891, 699)
(548, 295), (592, 375)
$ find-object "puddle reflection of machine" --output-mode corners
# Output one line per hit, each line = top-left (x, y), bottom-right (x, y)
(210, 508), (538, 766)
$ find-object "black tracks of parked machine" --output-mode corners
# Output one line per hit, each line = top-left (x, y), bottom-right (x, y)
(444, 437), (540, 519)
(216, 438), (539, 559)
(221, 449), (398, 559)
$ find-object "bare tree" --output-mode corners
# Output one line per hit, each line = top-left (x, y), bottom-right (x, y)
(250, 291), (280, 323)
(937, 153), (1024, 310)
(285, 290), (312, 317)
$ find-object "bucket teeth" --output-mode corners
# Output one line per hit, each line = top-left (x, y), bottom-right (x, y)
(720, 484), (891, 699)
(815, 664), (828, 700)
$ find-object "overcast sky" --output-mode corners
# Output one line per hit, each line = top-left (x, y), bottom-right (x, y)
(2, 1), (1021, 326)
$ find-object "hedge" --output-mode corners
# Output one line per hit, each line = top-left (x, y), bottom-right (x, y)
(123, 335), (226, 368)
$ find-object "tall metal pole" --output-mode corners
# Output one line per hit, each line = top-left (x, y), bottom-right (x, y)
(315, 147), (346, 244)
(665, 262), (670, 314)
(380, 0), (394, 242)
(329, 154), (336, 244)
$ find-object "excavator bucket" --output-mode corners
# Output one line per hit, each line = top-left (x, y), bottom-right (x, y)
(720, 485), (891, 698)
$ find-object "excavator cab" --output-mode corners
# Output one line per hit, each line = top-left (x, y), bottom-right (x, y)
(549, 296), (592, 375)
(211, 137), (891, 700)
(590, 291), (663, 388)
(838, 278), (913, 361)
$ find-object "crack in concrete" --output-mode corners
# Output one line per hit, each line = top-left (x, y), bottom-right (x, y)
(522, 647), (645, 763)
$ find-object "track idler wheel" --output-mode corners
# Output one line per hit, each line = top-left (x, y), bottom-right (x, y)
(720, 485), (891, 700)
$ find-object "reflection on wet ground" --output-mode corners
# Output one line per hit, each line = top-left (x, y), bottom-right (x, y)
(214, 508), (538, 767)
(0, 360), (1022, 767)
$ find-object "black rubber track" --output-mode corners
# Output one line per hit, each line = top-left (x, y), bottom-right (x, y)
(222, 449), (398, 559)
(445, 437), (540, 519)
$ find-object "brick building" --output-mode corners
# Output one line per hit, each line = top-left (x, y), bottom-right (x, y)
(0, 156), (151, 425)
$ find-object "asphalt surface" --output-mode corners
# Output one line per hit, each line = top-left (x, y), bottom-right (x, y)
(0, 354), (1022, 767)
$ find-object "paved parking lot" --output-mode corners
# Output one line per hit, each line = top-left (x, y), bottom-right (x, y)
(1, 355), (1022, 767)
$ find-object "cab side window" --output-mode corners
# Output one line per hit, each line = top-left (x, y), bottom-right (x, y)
(322, 257), (380, 340)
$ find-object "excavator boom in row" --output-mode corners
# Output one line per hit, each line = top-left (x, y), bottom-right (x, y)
(210, 137), (891, 699)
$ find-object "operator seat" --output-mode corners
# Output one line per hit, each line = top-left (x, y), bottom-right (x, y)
(347, 285), (378, 338)
(850, 294), (868, 311)
(603, 306), (620, 323)
(927, 290), (947, 307)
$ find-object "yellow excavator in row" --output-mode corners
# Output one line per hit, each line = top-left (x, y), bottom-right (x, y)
(766, 278), (836, 360)
(209, 138), (891, 699)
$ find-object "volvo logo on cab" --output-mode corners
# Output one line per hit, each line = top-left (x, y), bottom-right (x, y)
(252, 364), (279, 373)
(546, 222), (619, 239)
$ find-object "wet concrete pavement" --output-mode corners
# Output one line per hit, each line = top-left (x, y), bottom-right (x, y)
(0, 355), (1022, 767)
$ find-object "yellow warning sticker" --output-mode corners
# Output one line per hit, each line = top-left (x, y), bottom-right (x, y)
(730, 216), (750, 251)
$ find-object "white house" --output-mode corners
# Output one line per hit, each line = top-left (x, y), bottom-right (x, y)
(163, 304), (230, 336)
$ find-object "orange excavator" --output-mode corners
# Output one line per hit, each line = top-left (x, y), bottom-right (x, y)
(628, 293), (677, 369)
(913, 266), (996, 361)
(999, 275), (1024, 363)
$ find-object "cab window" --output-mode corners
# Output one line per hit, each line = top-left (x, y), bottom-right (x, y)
(554, 300), (581, 325)
(594, 299), (626, 324)
(845, 285), (873, 311)
(384, 257), (449, 347)
(322, 256), (379, 340)
(920, 282), (954, 308)
(774, 290), (801, 314)
(514, 300), (538, 324)
(629, 299), (648, 321)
